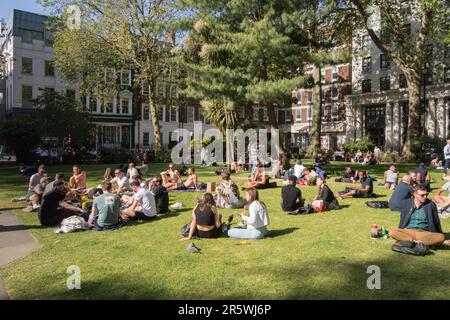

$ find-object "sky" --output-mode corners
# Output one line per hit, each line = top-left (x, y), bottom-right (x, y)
(0, 0), (48, 22)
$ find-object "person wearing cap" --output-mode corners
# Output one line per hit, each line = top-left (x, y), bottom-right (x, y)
(280, 175), (304, 214)
(39, 178), (88, 226)
(23, 176), (50, 212)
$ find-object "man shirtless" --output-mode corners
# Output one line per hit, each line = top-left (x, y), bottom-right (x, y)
(160, 164), (181, 187)
(165, 167), (200, 191)
(69, 165), (87, 192)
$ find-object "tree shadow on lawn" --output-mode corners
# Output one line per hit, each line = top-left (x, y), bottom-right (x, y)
(257, 255), (450, 299)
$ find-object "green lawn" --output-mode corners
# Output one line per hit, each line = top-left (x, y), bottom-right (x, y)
(0, 162), (449, 300)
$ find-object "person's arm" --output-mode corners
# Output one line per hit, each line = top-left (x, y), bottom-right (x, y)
(318, 186), (330, 201)
(258, 173), (268, 185)
(184, 211), (197, 240)
(435, 188), (445, 196)
(383, 171), (388, 183)
(193, 175), (200, 190)
(28, 176), (34, 189)
(212, 207), (221, 229)
(91, 201), (98, 217)
(241, 205), (256, 225)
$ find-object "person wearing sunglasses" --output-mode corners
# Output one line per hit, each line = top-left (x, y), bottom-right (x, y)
(110, 169), (130, 194)
(389, 185), (447, 248)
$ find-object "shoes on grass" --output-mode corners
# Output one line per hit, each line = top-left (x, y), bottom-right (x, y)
(12, 196), (27, 202)
(170, 201), (183, 209)
(392, 240), (429, 256)
(22, 205), (33, 212)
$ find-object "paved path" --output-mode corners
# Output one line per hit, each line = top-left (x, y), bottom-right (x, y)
(0, 210), (40, 300)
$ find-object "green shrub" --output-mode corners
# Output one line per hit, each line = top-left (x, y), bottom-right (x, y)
(98, 148), (135, 164)
(343, 136), (374, 153)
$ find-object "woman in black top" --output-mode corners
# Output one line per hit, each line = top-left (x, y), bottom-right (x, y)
(183, 193), (231, 239)
(314, 177), (340, 210)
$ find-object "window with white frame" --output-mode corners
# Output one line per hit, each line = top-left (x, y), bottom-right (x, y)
(332, 66), (338, 81)
(362, 34), (371, 49)
(143, 132), (150, 146)
(170, 85), (179, 99)
(142, 81), (149, 95)
(89, 95), (97, 112)
(156, 79), (165, 97)
(121, 69), (131, 86)
(187, 107), (194, 123)
(253, 107), (259, 121)
(285, 110), (291, 123)
(142, 104), (149, 120)
(331, 103), (339, 120)
(157, 106), (164, 121)
(296, 90), (301, 102)
(307, 105), (312, 120)
(307, 91), (312, 103)
(295, 109), (302, 122)
(263, 108), (269, 121)
(120, 98), (129, 114)
(103, 99), (113, 113)
(170, 106), (178, 122)
(199, 108), (205, 123)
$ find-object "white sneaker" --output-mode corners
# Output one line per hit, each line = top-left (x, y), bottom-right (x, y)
(12, 196), (27, 202)
(22, 206), (33, 212)
(170, 201), (183, 209)
(32, 204), (40, 211)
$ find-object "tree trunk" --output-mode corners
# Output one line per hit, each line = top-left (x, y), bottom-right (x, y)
(306, 65), (322, 159)
(148, 84), (164, 158)
(266, 102), (287, 163)
(402, 71), (422, 161)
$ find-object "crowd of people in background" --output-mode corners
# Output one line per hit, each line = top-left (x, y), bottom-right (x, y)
(10, 139), (450, 251)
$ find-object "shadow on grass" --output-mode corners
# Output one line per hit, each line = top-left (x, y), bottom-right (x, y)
(266, 227), (299, 238)
(0, 224), (47, 232)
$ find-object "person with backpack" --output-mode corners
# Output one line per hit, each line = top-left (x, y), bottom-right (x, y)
(215, 171), (245, 208)
(389, 186), (448, 250)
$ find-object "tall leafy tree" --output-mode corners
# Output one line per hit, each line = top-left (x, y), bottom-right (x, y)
(344, 0), (448, 160)
(41, 0), (181, 155)
(177, 1), (315, 158)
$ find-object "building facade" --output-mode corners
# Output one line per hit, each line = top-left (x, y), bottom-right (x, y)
(347, 6), (450, 152)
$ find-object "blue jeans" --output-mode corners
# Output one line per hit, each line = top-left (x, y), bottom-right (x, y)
(445, 159), (450, 175)
(227, 226), (268, 239)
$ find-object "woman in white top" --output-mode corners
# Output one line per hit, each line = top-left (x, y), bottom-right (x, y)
(228, 188), (270, 239)
(127, 163), (139, 179)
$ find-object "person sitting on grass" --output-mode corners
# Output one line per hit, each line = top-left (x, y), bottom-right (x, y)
(388, 175), (414, 212)
(228, 188), (270, 240)
(149, 176), (169, 214)
(69, 165), (87, 192)
(165, 167), (200, 191)
(433, 174), (450, 215)
(215, 171), (243, 208)
(247, 163), (270, 189)
(110, 169), (130, 194)
(281, 175), (305, 214)
(13, 165), (47, 203)
(384, 165), (399, 190)
(23, 177), (50, 212)
(389, 185), (449, 247)
(39, 178), (88, 227)
(161, 163), (181, 187)
(304, 168), (318, 186)
(294, 160), (306, 180)
(122, 181), (157, 221)
(415, 162), (431, 191)
(126, 163), (139, 180)
(181, 193), (234, 240)
(89, 182), (120, 229)
(314, 177), (340, 211)
(336, 170), (374, 199)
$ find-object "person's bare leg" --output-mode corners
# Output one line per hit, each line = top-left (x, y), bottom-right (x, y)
(166, 182), (177, 190)
(161, 173), (169, 186)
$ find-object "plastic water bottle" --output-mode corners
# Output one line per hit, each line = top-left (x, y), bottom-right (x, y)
(371, 224), (378, 238)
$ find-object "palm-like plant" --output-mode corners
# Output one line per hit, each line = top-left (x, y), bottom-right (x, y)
(200, 98), (238, 134)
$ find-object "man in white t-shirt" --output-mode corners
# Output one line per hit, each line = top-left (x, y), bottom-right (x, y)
(294, 160), (306, 180)
(111, 169), (130, 193)
(123, 181), (157, 221)
(433, 177), (450, 214)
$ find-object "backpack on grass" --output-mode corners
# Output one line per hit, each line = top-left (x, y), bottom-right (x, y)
(365, 201), (389, 209)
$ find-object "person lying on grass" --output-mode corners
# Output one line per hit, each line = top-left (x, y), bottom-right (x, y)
(165, 167), (200, 191)
(336, 170), (374, 199)
(181, 193), (233, 240)
(389, 185), (450, 247)
(89, 182), (120, 229)
(433, 173), (450, 214)
(39, 177), (88, 227)
(122, 181), (157, 221)
(228, 188), (270, 240)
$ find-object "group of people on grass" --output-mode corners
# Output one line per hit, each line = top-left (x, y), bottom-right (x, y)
(13, 151), (450, 248)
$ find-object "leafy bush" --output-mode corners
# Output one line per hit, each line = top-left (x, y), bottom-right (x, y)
(98, 148), (135, 164)
(411, 135), (446, 162)
(343, 136), (374, 153)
